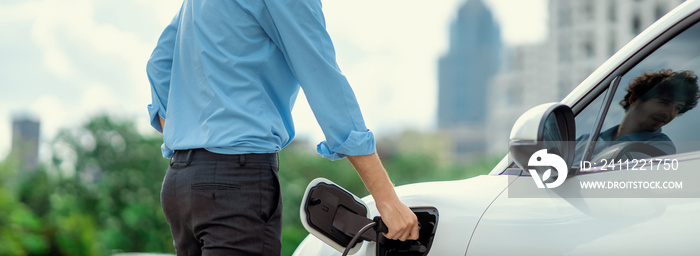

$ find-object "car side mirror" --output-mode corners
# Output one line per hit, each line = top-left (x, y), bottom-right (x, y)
(509, 103), (576, 175)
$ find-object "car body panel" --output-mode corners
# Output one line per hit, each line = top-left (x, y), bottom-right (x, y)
(294, 0), (700, 255)
(293, 175), (511, 256)
(468, 153), (700, 255)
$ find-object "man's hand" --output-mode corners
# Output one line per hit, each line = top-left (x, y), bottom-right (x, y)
(346, 153), (419, 241)
(374, 195), (420, 241)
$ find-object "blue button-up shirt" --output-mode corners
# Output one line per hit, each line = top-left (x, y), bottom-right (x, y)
(146, 0), (375, 159)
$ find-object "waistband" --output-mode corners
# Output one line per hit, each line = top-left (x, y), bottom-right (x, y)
(171, 148), (277, 167)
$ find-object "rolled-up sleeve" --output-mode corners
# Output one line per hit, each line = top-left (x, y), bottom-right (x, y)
(146, 9), (181, 133)
(317, 130), (377, 160)
(264, 0), (376, 160)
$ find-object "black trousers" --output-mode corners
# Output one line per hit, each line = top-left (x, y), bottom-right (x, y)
(161, 149), (282, 256)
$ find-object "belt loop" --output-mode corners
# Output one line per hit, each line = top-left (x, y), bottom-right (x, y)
(240, 154), (246, 166)
(185, 149), (193, 166)
(169, 151), (175, 166)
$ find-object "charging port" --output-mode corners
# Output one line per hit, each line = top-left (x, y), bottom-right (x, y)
(376, 207), (438, 256)
(300, 178), (440, 255)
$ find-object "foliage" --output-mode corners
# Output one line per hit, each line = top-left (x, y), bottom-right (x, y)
(276, 141), (500, 255)
(0, 115), (174, 256)
(1, 114), (502, 256)
(277, 144), (361, 255)
(47, 115), (174, 255)
(0, 160), (49, 255)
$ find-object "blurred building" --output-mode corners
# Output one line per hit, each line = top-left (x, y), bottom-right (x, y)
(376, 130), (452, 169)
(550, 0), (685, 98)
(438, 0), (502, 160)
(11, 115), (40, 170)
(487, 44), (556, 155)
(486, 0), (684, 155)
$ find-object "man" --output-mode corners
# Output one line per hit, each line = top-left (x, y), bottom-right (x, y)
(146, 0), (419, 255)
(576, 69), (699, 163)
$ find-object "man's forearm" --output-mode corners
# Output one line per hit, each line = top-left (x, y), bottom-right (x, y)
(346, 153), (398, 202)
(346, 152), (419, 241)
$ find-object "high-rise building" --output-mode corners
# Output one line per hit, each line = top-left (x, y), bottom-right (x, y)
(551, 0), (685, 98)
(438, 0), (502, 159)
(486, 0), (684, 154)
(11, 115), (40, 170)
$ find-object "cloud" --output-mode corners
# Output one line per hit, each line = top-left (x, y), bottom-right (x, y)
(81, 82), (117, 113)
(29, 95), (70, 142)
(317, 0), (463, 135)
(0, 0), (182, 157)
(0, 0), (548, 157)
(28, 1), (148, 89)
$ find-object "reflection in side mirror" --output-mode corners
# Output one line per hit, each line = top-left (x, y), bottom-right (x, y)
(509, 103), (576, 176)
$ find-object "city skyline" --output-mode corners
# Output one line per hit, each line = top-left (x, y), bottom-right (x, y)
(486, 0), (686, 155)
(438, 0), (503, 159)
(0, 0), (548, 160)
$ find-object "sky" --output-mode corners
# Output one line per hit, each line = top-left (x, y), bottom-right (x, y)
(0, 0), (547, 160)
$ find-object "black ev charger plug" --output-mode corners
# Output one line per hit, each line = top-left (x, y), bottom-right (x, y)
(338, 215), (428, 256)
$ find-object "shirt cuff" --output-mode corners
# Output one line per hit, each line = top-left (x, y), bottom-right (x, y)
(316, 130), (377, 161)
(147, 104), (165, 133)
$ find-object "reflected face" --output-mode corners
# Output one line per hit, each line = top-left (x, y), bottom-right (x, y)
(628, 95), (686, 132)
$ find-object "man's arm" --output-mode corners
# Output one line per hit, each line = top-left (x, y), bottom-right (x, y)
(265, 1), (419, 240)
(346, 153), (419, 241)
(146, 6), (182, 133)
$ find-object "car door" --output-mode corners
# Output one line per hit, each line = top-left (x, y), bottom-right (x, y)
(466, 6), (700, 256)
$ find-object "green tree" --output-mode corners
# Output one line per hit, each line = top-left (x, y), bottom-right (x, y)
(0, 160), (49, 255)
(11, 114), (501, 256)
(48, 115), (173, 255)
(277, 142), (366, 255)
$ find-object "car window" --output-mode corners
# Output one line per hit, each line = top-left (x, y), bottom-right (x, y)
(506, 20), (700, 176)
(588, 22), (700, 165)
(571, 87), (610, 168)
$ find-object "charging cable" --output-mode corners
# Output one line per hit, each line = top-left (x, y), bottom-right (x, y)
(341, 221), (377, 256)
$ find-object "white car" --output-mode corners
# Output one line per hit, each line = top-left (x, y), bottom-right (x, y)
(294, 0), (700, 255)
